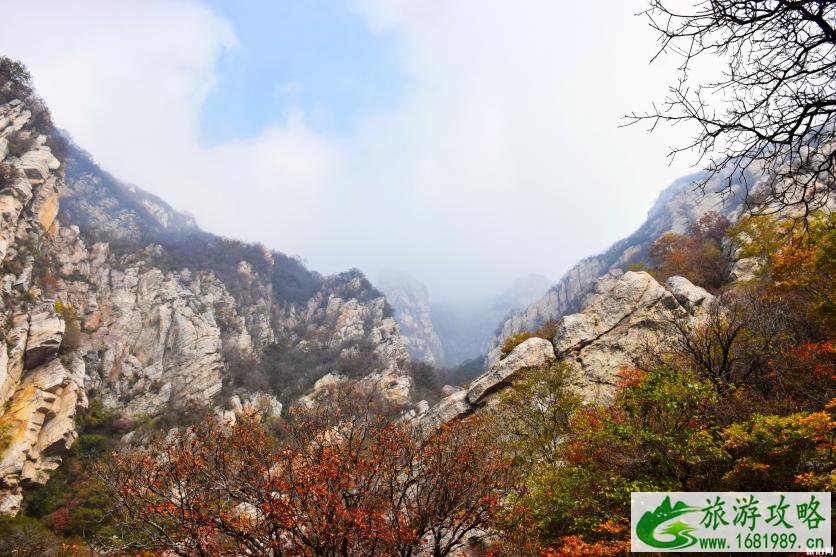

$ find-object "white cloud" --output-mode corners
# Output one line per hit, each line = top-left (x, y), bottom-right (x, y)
(0, 0), (707, 301)
(0, 0), (338, 255)
(274, 81), (305, 97)
(340, 0), (706, 300)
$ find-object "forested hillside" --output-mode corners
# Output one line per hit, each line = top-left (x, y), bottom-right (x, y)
(0, 0), (834, 554)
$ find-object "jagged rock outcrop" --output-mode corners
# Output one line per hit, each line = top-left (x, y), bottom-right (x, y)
(49, 150), (412, 418)
(466, 337), (554, 404)
(220, 391), (283, 425)
(664, 275), (714, 314)
(23, 304), (65, 370)
(377, 270), (444, 365)
(486, 261), (604, 368)
(0, 99), (85, 515)
(552, 270), (712, 401)
(419, 337), (555, 429)
(421, 272), (713, 428)
(59, 146), (199, 244)
(0, 95), (413, 514)
(486, 171), (746, 368)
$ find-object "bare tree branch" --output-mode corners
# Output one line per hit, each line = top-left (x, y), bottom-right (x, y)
(626, 0), (836, 222)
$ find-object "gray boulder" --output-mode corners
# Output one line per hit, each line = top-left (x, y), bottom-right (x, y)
(420, 337), (555, 430)
(467, 337), (555, 405)
(665, 276), (714, 314)
(24, 304), (65, 370)
(552, 271), (691, 401)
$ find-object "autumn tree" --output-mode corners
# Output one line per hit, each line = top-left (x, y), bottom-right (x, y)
(724, 211), (835, 408)
(494, 365), (725, 553)
(666, 287), (792, 390)
(629, 0), (836, 220)
(100, 381), (510, 556)
(496, 361), (582, 471)
(767, 212), (836, 326)
(720, 405), (836, 491)
(648, 211), (730, 290)
(489, 362), (584, 554)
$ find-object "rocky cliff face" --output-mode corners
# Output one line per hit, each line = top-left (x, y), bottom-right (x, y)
(377, 270), (444, 366)
(59, 145), (199, 245)
(551, 270), (713, 401)
(0, 99), (85, 514)
(485, 172), (747, 367)
(419, 271), (713, 427)
(51, 219), (411, 418)
(0, 97), (413, 514)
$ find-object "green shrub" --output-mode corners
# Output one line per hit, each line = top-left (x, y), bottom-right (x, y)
(444, 355), (486, 386)
(408, 361), (444, 403)
(0, 515), (60, 556)
(54, 300), (81, 352)
(500, 319), (557, 358)
(45, 133), (68, 163)
(0, 56), (33, 103)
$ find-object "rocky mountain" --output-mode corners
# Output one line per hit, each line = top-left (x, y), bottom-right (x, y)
(377, 270), (444, 366)
(379, 271), (550, 368)
(59, 144), (200, 245)
(0, 96), (412, 515)
(485, 171), (748, 367)
(431, 274), (551, 367)
(0, 98), (81, 514)
(418, 270), (715, 428)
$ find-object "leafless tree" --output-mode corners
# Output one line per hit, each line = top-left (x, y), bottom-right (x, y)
(627, 1), (836, 222)
(668, 289), (792, 392)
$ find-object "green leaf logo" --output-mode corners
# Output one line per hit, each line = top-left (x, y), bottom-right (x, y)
(636, 496), (700, 549)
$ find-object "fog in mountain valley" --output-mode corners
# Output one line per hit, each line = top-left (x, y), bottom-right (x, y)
(0, 0), (712, 301)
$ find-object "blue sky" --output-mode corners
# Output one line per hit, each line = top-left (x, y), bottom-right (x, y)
(0, 0), (710, 302)
(201, 0), (405, 144)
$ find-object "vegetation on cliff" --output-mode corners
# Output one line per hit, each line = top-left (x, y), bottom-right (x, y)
(490, 211), (835, 554)
(2, 0), (835, 554)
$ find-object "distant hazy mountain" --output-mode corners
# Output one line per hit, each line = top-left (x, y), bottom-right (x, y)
(431, 274), (551, 367)
(484, 169), (749, 367)
(377, 269), (445, 366)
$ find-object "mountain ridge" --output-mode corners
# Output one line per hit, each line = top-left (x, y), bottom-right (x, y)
(0, 94), (414, 514)
(484, 169), (749, 367)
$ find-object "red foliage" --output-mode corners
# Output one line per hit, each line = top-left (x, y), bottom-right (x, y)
(44, 506), (70, 534)
(649, 211), (731, 290)
(541, 534), (630, 556)
(789, 342), (836, 380)
(615, 366), (645, 389)
(102, 382), (511, 556)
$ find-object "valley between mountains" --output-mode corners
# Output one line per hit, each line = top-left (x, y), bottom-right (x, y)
(0, 39), (833, 556)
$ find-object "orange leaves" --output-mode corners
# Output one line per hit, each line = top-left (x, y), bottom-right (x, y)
(615, 366), (645, 389)
(102, 386), (511, 556)
(788, 342), (836, 380)
(541, 535), (630, 556)
(720, 411), (836, 491)
(740, 211), (836, 327)
(648, 211), (731, 291)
